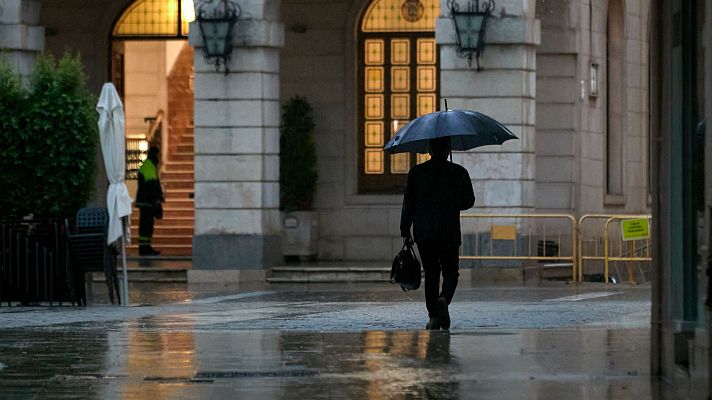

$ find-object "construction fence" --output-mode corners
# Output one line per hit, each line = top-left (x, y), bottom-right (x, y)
(459, 213), (653, 284)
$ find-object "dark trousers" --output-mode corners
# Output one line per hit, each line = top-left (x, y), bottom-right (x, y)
(417, 241), (460, 318)
(138, 207), (155, 245)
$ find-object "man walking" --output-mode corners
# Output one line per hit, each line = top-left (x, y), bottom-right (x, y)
(135, 146), (164, 256)
(400, 137), (475, 330)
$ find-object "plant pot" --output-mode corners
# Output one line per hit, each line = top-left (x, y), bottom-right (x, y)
(282, 211), (318, 257)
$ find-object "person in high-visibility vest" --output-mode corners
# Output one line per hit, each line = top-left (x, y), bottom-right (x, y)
(136, 146), (164, 256)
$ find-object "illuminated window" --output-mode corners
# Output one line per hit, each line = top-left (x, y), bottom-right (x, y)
(113, 0), (195, 38)
(358, 0), (439, 193)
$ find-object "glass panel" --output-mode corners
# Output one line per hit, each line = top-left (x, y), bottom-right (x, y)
(391, 120), (408, 135)
(453, 13), (483, 49)
(391, 67), (410, 92)
(114, 0), (181, 36)
(391, 153), (410, 174)
(391, 94), (410, 119)
(417, 94), (436, 116)
(366, 67), (384, 92)
(417, 153), (431, 164)
(391, 39), (410, 65)
(181, 0), (195, 35)
(365, 149), (385, 174)
(417, 66), (436, 92)
(365, 95), (384, 119)
(362, 0), (440, 32)
(365, 122), (384, 146)
(365, 39), (385, 65)
(417, 38), (436, 64)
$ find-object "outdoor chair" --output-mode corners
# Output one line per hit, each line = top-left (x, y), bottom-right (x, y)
(66, 208), (120, 305)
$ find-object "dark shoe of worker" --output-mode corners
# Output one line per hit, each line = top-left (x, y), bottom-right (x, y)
(426, 317), (441, 330)
(437, 297), (450, 330)
(139, 245), (160, 256)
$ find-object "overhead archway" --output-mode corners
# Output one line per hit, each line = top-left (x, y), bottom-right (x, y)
(112, 0), (196, 257)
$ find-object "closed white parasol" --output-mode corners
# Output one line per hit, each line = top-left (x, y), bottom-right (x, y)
(97, 83), (132, 306)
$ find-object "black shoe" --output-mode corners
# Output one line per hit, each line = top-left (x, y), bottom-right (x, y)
(139, 245), (160, 256)
(437, 297), (450, 330)
(426, 317), (440, 330)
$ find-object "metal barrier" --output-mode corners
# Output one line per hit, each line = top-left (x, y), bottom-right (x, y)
(603, 216), (653, 284)
(577, 214), (652, 284)
(0, 220), (77, 305)
(459, 214), (578, 281)
(458, 213), (653, 284)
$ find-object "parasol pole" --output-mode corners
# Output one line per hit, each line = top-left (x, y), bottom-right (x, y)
(120, 217), (129, 306)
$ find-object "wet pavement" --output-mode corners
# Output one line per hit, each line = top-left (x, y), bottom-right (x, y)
(0, 282), (671, 399)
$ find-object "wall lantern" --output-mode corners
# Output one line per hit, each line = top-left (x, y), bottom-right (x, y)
(589, 63), (600, 97)
(196, 0), (241, 74)
(447, 0), (495, 70)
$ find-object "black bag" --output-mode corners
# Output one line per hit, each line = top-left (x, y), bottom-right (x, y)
(153, 201), (163, 220)
(390, 238), (421, 291)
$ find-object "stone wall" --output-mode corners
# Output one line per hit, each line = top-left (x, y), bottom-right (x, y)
(438, 0), (539, 224)
(0, 0), (43, 78)
(280, 0), (404, 261)
(190, 0), (285, 269)
(535, 0), (577, 213)
(535, 0), (650, 215)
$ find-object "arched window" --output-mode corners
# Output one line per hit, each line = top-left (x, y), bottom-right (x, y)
(606, 0), (625, 197)
(113, 0), (195, 38)
(358, 0), (440, 194)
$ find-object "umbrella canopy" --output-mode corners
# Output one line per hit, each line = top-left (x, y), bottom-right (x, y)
(383, 109), (518, 154)
(97, 83), (133, 245)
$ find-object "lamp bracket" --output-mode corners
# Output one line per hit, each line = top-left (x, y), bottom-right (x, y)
(447, 0), (495, 14)
(447, 0), (495, 70)
(196, 0), (241, 20)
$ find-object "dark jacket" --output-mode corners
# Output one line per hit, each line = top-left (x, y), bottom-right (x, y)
(400, 158), (475, 244)
(135, 158), (164, 209)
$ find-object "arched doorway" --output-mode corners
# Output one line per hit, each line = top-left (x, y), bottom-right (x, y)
(112, 0), (196, 256)
(357, 0), (440, 194)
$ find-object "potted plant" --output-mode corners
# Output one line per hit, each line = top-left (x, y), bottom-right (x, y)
(280, 96), (318, 260)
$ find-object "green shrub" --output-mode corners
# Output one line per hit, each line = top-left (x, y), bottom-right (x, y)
(280, 96), (318, 211)
(0, 53), (98, 219)
(0, 61), (29, 216)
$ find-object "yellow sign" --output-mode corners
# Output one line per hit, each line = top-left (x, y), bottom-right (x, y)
(621, 218), (649, 241)
(491, 225), (517, 240)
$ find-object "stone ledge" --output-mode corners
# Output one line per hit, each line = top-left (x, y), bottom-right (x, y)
(187, 269), (266, 283)
(0, 25), (44, 51)
(437, 17), (540, 46)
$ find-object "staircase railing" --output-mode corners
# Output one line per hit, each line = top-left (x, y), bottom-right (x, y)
(126, 110), (164, 179)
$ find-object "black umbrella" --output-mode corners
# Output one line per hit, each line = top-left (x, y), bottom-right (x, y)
(383, 109), (518, 154)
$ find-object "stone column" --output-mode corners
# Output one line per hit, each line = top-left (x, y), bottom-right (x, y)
(0, 0), (43, 78)
(189, 0), (283, 272)
(437, 0), (539, 215)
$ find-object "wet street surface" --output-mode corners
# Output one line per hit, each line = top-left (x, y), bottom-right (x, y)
(0, 283), (665, 399)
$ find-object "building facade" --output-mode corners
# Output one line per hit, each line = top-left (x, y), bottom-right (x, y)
(1, 0), (651, 264)
(650, 0), (710, 396)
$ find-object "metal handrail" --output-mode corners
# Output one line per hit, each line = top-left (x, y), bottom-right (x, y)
(145, 109), (164, 147)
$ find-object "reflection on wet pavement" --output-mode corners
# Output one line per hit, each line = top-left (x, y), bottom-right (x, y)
(0, 323), (659, 399)
(0, 284), (664, 399)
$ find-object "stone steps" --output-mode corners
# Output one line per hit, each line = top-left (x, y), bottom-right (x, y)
(164, 180), (194, 190)
(170, 152), (194, 162)
(267, 266), (391, 283)
(91, 268), (187, 283)
(126, 244), (193, 256)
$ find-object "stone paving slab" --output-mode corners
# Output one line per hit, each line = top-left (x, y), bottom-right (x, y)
(0, 283), (663, 399)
